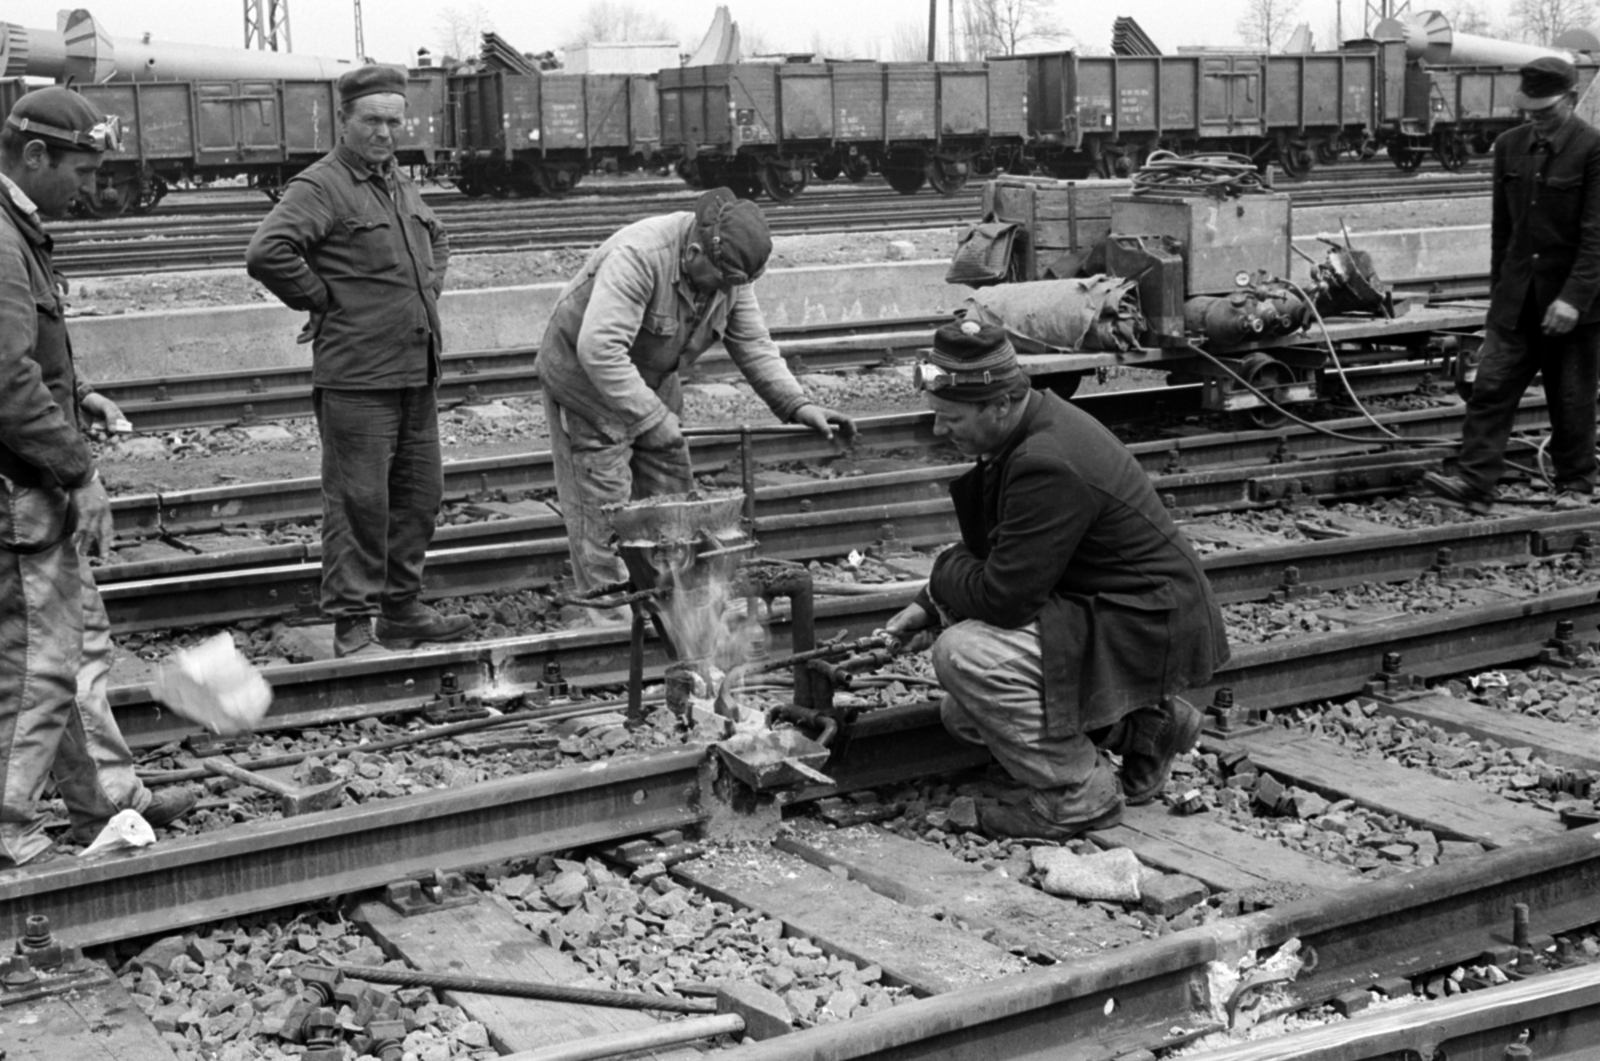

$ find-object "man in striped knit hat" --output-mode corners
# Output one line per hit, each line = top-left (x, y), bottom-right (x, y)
(884, 319), (1230, 840)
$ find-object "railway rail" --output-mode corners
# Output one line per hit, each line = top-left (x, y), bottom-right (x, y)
(53, 171), (1493, 276)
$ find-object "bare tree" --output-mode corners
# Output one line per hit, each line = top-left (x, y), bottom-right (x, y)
(1441, 1), (1495, 35)
(1236, 0), (1304, 50)
(1510, 0), (1598, 43)
(888, 20), (929, 60)
(740, 25), (777, 58)
(960, 0), (1064, 57)
(570, 1), (677, 45)
(433, 3), (493, 62)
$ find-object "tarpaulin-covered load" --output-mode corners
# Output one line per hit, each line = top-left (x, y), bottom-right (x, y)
(963, 277), (1145, 352)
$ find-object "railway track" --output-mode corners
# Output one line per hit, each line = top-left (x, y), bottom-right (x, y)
(53, 171), (1493, 276)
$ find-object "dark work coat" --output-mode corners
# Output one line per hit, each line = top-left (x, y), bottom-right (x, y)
(1489, 114), (1600, 329)
(923, 390), (1229, 738)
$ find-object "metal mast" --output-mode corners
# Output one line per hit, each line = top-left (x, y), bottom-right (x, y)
(244, 0), (291, 51)
(353, 0), (365, 59)
(1364, 0), (1411, 35)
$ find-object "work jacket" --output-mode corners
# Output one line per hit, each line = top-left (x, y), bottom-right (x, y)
(1489, 114), (1600, 329)
(0, 183), (91, 492)
(923, 390), (1230, 738)
(245, 145), (448, 388)
(536, 212), (808, 439)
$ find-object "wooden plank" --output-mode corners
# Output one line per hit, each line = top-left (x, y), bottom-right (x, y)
(1368, 692), (1600, 773)
(774, 824), (1146, 961)
(674, 845), (1025, 995)
(1222, 728), (1570, 849)
(2, 976), (176, 1061)
(355, 895), (697, 1058)
(1033, 217), (1112, 249)
(1094, 802), (1367, 895)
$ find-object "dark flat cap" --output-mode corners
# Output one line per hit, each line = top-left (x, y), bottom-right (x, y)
(5, 87), (118, 152)
(338, 64), (408, 106)
(693, 187), (772, 285)
(1515, 56), (1578, 111)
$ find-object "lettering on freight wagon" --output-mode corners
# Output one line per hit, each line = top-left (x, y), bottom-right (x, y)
(1119, 86), (1152, 123)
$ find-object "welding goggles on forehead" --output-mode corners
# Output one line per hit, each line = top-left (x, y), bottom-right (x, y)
(6, 114), (123, 153)
(913, 358), (1015, 392)
(699, 202), (766, 287)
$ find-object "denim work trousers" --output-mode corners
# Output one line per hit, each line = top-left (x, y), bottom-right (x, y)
(932, 619), (1122, 819)
(0, 483), (145, 867)
(1458, 316), (1600, 497)
(314, 386), (444, 618)
(544, 393), (694, 600)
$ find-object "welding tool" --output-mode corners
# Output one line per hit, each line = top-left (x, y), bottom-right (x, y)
(204, 758), (345, 816)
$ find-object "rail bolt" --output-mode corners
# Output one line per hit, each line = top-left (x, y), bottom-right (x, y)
(1212, 688), (1236, 710)
(1283, 566), (1301, 586)
(21, 915), (51, 950)
(1382, 652), (1403, 674)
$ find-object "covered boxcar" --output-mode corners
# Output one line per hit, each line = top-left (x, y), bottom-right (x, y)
(659, 59), (1027, 199)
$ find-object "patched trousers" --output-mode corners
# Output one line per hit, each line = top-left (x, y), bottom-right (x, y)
(933, 618), (1123, 819)
(0, 480), (146, 867)
(544, 393), (694, 605)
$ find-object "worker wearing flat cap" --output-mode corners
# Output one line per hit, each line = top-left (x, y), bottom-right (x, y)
(883, 321), (1229, 840)
(0, 88), (196, 866)
(538, 188), (856, 617)
(248, 65), (472, 657)
(1426, 56), (1600, 515)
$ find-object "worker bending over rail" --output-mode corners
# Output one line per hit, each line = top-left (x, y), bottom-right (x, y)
(1426, 57), (1600, 515)
(0, 89), (194, 867)
(247, 65), (472, 657)
(537, 187), (855, 616)
(884, 321), (1230, 841)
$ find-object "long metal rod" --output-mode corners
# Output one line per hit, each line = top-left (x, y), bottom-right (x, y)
(336, 964), (716, 1013)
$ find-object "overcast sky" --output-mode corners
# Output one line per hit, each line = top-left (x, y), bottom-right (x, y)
(0, 2), (1533, 67)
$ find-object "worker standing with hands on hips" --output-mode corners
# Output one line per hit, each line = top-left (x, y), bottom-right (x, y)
(248, 65), (474, 658)
(1425, 56), (1600, 515)
(883, 320), (1230, 841)
(537, 187), (856, 613)
(0, 88), (196, 867)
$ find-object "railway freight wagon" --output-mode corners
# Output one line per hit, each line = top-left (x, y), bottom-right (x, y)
(0, 73), (448, 216)
(659, 60), (1028, 200)
(1020, 46), (1392, 179)
(1389, 61), (1600, 169)
(445, 69), (661, 198)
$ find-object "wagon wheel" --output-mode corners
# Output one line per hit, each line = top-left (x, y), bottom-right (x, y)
(1357, 135), (1378, 160)
(82, 177), (135, 218)
(1278, 141), (1315, 180)
(1471, 131), (1494, 155)
(1232, 353), (1298, 430)
(531, 164), (581, 198)
(811, 154), (843, 182)
(131, 174), (168, 214)
(883, 160), (927, 195)
(970, 152), (998, 177)
(926, 156), (970, 196)
(759, 160), (810, 201)
(842, 154), (871, 182)
(1389, 144), (1424, 172)
(1315, 137), (1343, 165)
(726, 174), (764, 200)
(1433, 131), (1469, 171)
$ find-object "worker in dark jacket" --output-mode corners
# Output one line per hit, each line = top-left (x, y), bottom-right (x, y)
(1426, 57), (1600, 515)
(885, 320), (1230, 840)
(0, 89), (194, 867)
(247, 65), (473, 657)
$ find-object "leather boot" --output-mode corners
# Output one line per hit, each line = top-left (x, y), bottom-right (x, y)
(978, 761), (1123, 841)
(376, 600), (475, 648)
(1118, 696), (1203, 806)
(334, 617), (393, 658)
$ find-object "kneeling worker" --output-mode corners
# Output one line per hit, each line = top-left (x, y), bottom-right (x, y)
(885, 321), (1231, 840)
(538, 187), (855, 605)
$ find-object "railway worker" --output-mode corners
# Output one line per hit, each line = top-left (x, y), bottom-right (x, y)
(537, 187), (856, 616)
(881, 320), (1231, 841)
(0, 88), (196, 867)
(247, 65), (473, 658)
(1424, 56), (1600, 515)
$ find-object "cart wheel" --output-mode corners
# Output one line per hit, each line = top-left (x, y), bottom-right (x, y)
(926, 156), (970, 195)
(812, 155), (843, 182)
(1278, 142), (1315, 179)
(884, 158), (927, 195)
(1315, 138), (1343, 165)
(842, 154), (871, 182)
(759, 160), (810, 201)
(1232, 353), (1298, 430)
(1434, 132), (1468, 171)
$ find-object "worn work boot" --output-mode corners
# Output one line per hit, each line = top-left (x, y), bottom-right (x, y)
(1553, 490), (1594, 511)
(1421, 472), (1494, 516)
(1119, 696), (1204, 806)
(334, 617), (394, 658)
(978, 766), (1124, 841)
(376, 600), (476, 648)
(71, 786), (198, 844)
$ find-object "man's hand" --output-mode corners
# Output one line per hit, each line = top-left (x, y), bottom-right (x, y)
(880, 601), (933, 653)
(636, 410), (684, 451)
(296, 310), (326, 345)
(80, 392), (131, 434)
(793, 403), (857, 442)
(1543, 298), (1580, 336)
(71, 474), (114, 559)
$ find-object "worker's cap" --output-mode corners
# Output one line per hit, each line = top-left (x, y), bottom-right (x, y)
(4, 87), (120, 153)
(915, 319), (1022, 401)
(1515, 56), (1578, 111)
(338, 64), (408, 106)
(692, 187), (771, 286)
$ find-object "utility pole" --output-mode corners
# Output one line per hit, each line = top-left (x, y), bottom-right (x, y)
(353, 0), (365, 60)
(928, 0), (937, 60)
(949, 0), (957, 60)
(244, 0), (291, 52)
